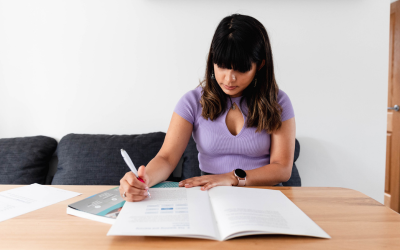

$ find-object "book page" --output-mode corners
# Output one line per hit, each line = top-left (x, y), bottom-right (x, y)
(107, 187), (219, 240)
(208, 186), (330, 240)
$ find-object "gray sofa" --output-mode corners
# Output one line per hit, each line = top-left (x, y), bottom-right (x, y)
(0, 132), (301, 186)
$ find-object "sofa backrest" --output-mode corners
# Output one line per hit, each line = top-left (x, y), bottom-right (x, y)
(1, 134), (301, 186)
(0, 136), (57, 184)
(51, 132), (177, 185)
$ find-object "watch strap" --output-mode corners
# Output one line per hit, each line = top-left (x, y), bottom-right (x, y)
(233, 170), (246, 186)
(237, 177), (246, 186)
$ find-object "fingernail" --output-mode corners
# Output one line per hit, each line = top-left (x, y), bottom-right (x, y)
(145, 187), (148, 190)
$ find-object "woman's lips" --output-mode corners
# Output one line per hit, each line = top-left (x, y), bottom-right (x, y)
(224, 85), (237, 90)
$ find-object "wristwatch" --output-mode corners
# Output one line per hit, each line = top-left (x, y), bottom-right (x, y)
(233, 169), (247, 186)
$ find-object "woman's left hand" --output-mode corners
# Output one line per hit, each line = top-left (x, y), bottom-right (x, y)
(178, 172), (238, 190)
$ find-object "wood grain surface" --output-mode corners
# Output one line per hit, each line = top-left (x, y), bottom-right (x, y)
(387, 0), (400, 213)
(0, 185), (399, 250)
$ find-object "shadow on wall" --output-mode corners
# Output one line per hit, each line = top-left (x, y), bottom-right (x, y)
(295, 136), (367, 188)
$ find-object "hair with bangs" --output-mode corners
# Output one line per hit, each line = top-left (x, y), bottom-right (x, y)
(198, 14), (282, 133)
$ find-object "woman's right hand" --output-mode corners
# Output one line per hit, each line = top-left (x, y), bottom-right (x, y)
(119, 165), (150, 202)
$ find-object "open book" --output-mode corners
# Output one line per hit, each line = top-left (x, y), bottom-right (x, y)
(107, 186), (330, 241)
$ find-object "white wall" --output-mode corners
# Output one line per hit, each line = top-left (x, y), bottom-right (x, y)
(0, 0), (389, 203)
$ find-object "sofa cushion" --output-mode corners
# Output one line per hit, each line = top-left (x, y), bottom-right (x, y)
(51, 132), (169, 185)
(0, 136), (57, 184)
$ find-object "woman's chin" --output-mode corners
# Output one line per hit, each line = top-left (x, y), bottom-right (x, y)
(225, 90), (242, 98)
(221, 86), (240, 96)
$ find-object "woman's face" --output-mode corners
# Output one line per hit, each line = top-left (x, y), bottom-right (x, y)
(213, 61), (264, 98)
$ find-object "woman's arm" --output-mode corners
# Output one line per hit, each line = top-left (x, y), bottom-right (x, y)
(119, 112), (193, 201)
(245, 117), (296, 186)
(146, 112), (193, 187)
(179, 117), (296, 189)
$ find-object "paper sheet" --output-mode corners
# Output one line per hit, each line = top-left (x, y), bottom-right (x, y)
(0, 183), (81, 222)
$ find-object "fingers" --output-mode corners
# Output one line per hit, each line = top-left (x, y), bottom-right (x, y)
(201, 182), (218, 191)
(119, 171), (149, 202)
(123, 171), (148, 189)
(178, 173), (233, 191)
(179, 177), (217, 191)
(179, 176), (209, 188)
(118, 185), (147, 202)
(137, 165), (148, 184)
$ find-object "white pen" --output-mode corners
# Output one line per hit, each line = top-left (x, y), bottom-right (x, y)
(121, 149), (151, 198)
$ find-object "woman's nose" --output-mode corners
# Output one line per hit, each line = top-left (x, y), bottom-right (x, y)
(225, 71), (236, 82)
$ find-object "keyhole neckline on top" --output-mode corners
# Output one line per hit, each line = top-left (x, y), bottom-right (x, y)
(224, 101), (246, 137)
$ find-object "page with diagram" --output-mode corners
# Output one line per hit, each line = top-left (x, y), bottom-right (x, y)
(107, 187), (220, 240)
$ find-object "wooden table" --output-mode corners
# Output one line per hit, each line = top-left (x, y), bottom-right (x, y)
(0, 185), (399, 250)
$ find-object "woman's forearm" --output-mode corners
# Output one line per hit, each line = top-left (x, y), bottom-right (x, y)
(245, 163), (292, 186)
(145, 155), (176, 187)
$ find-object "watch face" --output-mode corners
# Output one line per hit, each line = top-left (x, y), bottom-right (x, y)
(234, 169), (246, 178)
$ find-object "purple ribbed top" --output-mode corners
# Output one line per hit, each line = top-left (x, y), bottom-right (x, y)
(174, 87), (294, 174)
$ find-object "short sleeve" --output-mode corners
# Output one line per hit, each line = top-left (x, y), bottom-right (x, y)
(173, 88), (201, 125)
(278, 90), (295, 122)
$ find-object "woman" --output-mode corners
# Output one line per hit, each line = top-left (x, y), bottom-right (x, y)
(119, 14), (295, 202)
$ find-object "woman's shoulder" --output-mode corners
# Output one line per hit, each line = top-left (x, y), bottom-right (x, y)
(277, 89), (289, 100)
(277, 89), (294, 121)
(183, 86), (202, 99)
(173, 86), (203, 125)
(178, 86), (202, 105)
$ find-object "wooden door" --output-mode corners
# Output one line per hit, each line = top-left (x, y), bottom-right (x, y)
(385, 1), (400, 213)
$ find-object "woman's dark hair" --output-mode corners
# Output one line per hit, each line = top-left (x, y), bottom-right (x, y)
(198, 14), (282, 133)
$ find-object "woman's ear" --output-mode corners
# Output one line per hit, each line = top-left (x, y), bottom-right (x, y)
(258, 60), (265, 71)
